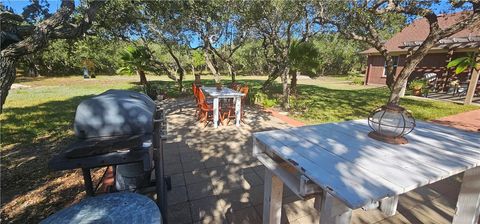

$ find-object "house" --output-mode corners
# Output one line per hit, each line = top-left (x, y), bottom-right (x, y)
(361, 12), (480, 93)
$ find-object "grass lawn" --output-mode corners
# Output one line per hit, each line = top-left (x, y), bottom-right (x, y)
(1, 74), (478, 223)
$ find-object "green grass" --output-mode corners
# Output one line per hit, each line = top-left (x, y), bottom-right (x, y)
(2, 74), (478, 148)
(289, 86), (478, 124)
(0, 74), (478, 223)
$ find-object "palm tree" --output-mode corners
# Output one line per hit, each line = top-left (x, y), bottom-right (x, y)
(116, 46), (153, 85)
(288, 41), (320, 93)
(447, 52), (479, 75)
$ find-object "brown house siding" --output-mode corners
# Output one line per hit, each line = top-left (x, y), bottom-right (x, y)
(365, 53), (469, 86)
(365, 56), (387, 85)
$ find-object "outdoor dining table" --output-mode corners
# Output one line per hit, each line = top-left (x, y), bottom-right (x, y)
(253, 119), (480, 224)
(201, 86), (245, 128)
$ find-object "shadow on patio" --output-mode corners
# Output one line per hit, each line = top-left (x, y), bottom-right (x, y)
(161, 98), (471, 224)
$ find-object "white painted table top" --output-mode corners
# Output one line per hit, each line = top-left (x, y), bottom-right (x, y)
(253, 120), (480, 209)
(202, 87), (244, 98)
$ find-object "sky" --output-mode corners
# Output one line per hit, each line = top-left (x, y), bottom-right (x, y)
(3, 0), (64, 14)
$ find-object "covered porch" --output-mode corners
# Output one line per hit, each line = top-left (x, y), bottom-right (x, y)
(401, 36), (480, 105)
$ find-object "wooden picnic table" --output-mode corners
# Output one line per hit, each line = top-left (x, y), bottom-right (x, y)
(201, 87), (245, 128)
(253, 119), (480, 224)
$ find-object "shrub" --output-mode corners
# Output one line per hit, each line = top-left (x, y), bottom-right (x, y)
(351, 77), (364, 85)
(252, 91), (278, 108)
(408, 79), (426, 90)
(345, 71), (365, 85)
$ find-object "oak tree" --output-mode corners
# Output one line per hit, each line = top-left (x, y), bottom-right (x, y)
(0, 0), (106, 112)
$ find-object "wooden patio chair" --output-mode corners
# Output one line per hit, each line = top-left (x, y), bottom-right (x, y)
(197, 88), (223, 127)
(222, 85), (249, 125)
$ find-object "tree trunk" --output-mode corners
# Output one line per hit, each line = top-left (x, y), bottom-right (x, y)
(389, 34), (439, 104)
(227, 63), (236, 83)
(204, 50), (220, 83)
(0, 56), (17, 113)
(281, 67), (290, 110)
(178, 69), (184, 93)
(384, 55), (396, 91)
(165, 42), (186, 92)
(290, 71), (298, 95)
(137, 70), (148, 85)
(261, 66), (281, 91)
(25, 55), (40, 77)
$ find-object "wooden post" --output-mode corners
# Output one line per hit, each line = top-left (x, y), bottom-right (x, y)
(263, 169), (284, 224)
(314, 191), (352, 224)
(452, 166), (480, 224)
(464, 68), (479, 105)
(380, 195), (399, 216)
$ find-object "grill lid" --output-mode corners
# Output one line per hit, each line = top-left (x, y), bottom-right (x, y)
(74, 90), (155, 139)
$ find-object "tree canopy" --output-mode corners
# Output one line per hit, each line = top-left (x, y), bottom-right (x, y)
(1, 0), (479, 111)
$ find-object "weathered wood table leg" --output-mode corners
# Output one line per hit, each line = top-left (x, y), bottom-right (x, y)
(314, 192), (352, 224)
(380, 195), (399, 216)
(452, 166), (480, 224)
(213, 97), (219, 128)
(81, 168), (95, 196)
(263, 169), (284, 224)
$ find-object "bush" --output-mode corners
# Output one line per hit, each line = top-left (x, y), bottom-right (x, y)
(345, 71), (365, 85)
(408, 79), (426, 90)
(351, 77), (364, 85)
(252, 91), (278, 108)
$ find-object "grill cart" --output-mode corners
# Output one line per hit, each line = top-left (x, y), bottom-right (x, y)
(48, 90), (169, 223)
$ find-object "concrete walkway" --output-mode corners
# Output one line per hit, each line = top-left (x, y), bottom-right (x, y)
(162, 99), (477, 223)
(432, 109), (480, 132)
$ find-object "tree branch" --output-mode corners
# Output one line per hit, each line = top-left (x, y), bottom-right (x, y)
(1, 0), (106, 58)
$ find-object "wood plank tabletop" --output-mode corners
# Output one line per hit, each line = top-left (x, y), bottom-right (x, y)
(253, 119), (480, 209)
(202, 87), (244, 97)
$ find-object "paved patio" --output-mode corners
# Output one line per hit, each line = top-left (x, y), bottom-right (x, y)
(432, 109), (480, 132)
(162, 99), (477, 224)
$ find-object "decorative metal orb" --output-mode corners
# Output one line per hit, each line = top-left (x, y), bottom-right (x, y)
(367, 103), (416, 144)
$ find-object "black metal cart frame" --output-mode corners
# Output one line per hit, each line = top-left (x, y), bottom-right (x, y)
(49, 107), (168, 223)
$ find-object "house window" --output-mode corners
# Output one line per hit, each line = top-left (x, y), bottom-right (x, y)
(382, 56), (399, 77)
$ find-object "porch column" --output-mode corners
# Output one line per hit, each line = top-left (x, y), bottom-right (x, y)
(464, 52), (479, 105)
(464, 68), (479, 105)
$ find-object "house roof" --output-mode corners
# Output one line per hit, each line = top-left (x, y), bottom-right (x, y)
(361, 11), (480, 55)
